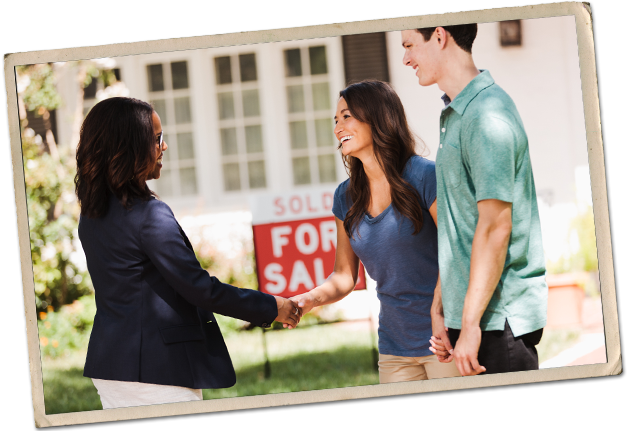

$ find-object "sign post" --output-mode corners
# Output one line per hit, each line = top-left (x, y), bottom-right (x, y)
(249, 188), (369, 377)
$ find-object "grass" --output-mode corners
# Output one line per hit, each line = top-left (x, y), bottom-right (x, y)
(41, 321), (379, 415)
(40, 321), (584, 415)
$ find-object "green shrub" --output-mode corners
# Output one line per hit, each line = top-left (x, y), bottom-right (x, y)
(547, 205), (598, 275)
(38, 295), (96, 358)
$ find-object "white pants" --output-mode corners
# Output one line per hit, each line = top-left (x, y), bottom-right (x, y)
(92, 378), (203, 409)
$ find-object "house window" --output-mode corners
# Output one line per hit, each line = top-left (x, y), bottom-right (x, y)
(284, 45), (337, 186)
(147, 61), (198, 197)
(214, 53), (267, 192)
(341, 33), (390, 84)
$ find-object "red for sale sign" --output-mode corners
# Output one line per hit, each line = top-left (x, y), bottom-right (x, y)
(250, 188), (366, 297)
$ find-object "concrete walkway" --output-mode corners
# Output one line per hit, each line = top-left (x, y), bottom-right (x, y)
(541, 298), (609, 416)
(541, 347), (609, 416)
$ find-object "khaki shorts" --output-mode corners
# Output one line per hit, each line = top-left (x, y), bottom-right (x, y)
(378, 353), (461, 383)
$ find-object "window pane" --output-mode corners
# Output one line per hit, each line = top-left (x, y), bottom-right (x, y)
(174, 97), (192, 124)
(177, 132), (195, 160)
(312, 82), (331, 111)
(217, 92), (235, 119)
(151, 99), (167, 125)
(309, 46), (328, 75)
(245, 125), (263, 153)
(239, 53), (257, 82)
(248, 160), (267, 189)
(147, 64), (165, 92)
(284, 49), (302, 77)
(171, 61), (189, 90)
(180, 167), (198, 195)
(242, 89), (260, 117)
(215, 56), (232, 85)
(83, 78), (97, 99)
(287, 85), (305, 113)
(220, 128), (238, 155)
(289, 121), (308, 149)
(292, 156), (311, 185)
(158, 169), (173, 196)
(315, 118), (334, 147)
(223, 162), (241, 191)
(318, 154), (337, 183)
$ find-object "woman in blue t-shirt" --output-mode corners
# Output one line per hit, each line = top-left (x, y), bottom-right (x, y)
(292, 81), (459, 383)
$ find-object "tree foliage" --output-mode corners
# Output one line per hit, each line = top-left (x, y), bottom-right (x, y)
(22, 121), (92, 312)
(18, 64), (62, 113)
(547, 205), (599, 274)
(19, 64), (93, 313)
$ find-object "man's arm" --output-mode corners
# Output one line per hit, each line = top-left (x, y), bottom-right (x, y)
(430, 275), (455, 362)
(453, 198), (512, 376)
(426, 199), (454, 362)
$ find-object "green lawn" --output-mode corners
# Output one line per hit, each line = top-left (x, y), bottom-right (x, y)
(41, 322), (582, 415)
(42, 322), (379, 414)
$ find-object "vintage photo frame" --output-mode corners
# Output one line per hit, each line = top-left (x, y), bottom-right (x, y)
(4, 1), (621, 427)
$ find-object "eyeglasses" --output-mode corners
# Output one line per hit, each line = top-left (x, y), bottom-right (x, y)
(157, 132), (164, 152)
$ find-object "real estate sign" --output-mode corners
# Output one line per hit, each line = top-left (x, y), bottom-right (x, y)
(250, 188), (366, 297)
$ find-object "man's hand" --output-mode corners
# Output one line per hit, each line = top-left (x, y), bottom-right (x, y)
(429, 272), (453, 362)
(274, 296), (301, 329)
(452, 325), (486, 376)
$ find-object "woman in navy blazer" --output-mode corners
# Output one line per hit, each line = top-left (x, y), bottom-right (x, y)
(75, 97), (300, 408)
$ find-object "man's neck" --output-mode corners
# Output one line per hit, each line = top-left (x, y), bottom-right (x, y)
(437, 54), (481, 101)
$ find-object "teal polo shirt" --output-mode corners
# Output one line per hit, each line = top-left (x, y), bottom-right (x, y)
(435, 70), (547, 337)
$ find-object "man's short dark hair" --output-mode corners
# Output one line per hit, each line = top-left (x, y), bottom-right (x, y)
(416, 24), (478, 53)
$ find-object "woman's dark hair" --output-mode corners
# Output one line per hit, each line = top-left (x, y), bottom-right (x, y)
(339, 80), (426, 238)
(75, 97), (157, 218)
(417, 24), (478, 53)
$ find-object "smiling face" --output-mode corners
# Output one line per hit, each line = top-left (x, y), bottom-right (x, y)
(401, 29), (441, 87)
(148, 111), (167, 180)
(333, 97), (373, 159)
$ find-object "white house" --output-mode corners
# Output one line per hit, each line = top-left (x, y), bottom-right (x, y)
(46, 16), (591, 275)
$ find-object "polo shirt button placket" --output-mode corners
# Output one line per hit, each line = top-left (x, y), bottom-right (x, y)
(440, 126), (446, 148)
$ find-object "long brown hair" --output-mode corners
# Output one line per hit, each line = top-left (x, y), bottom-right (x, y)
(75, 97), (157, 218)
(339, 80), (425, 238)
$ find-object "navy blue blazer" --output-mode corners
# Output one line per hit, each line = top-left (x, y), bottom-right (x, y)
(79, 195), (277, 389)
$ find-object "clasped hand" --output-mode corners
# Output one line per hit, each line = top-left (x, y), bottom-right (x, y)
(274, 296), (302, 329)
(273, 292), (317, 329)
(430, 326), (486, 376)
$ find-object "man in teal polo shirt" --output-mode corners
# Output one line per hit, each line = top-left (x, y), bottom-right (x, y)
(401, 24), (547, 376)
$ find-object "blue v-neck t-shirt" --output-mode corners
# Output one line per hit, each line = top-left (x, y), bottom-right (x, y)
(332, 155), (438, 357)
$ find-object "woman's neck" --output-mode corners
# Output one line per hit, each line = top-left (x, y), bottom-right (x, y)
(359, 152), (386, 183)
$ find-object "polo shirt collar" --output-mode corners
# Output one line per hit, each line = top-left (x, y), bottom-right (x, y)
(444, 70), (495, 115)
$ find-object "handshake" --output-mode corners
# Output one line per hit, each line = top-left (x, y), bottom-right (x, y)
(273, 292), (315, 329)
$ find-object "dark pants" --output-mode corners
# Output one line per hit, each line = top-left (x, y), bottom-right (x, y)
(448, 321), (544, 375)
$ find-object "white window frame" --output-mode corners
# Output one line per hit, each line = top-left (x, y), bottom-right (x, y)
(213, 51), (267, 193)
(275, 37), (347, 188)
(142, 58), (200, 198)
